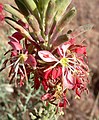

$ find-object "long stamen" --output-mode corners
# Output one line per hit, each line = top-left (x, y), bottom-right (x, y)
(6, 62), (15, 68)
(67, 65), (75, 73)
(14, 57), (21, 68)
(22, 64), (28, 81)
(15, 63), (19, 78)
(66, 62), (77, 73)
(68, 60), (77, 64)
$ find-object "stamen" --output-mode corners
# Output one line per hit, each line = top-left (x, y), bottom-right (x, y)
(60, 58), (68, 67)
(22, 64), (28, 81)
(19, 54), (27, 63)
(66, 62), (77, 74)
(15, 63), (19, 78)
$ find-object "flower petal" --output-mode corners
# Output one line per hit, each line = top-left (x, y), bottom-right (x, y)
(66, 71), (74, 84)
(0, 3), (5, 22)
(34, 77), (40, 90)
(52, 68), (57, 79)
(63, 71), (74, 90)
(52, 67), (62, 79)
(18, 20), (29, 29)
(12, 32), (23, 41)
(74, 46), (86, 54)
(8, 41), (22, 50)
(8, 36), (19, 43)
(41, 93), (51, 101)
(63, 79), (74, 90)
(44, 69), (52, 79)
(0, 13), (5, 21)
(25, 54), (37, 68)
(59, 98), (67, 108)
(42, 79), (48, 90)
(58, 44), (70, 57)
(67, 38), (75, 44)
(61, 44), (70, 55)
(38, 50), (58, 62)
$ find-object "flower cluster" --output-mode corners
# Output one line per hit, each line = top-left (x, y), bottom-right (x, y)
(38, 38), (89, 107)
(0, 0), (92, 108)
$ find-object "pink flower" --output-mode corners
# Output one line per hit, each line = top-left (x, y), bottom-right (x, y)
(42, 66), (62, 90)
(38, 38), (89, 106)
(1, 33), (37, 86)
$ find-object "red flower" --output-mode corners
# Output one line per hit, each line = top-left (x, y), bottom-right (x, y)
(42, 66), (62, 90)
(1, 32), (37, 86)
(38, 38), (89, 107)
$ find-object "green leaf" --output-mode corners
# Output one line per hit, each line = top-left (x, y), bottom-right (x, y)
(7, 113), (16, 120)
(28, 15), (44, 42)
(55, 0), (72, 21)
(5, 17), (33, 41)
(69, 24), (94, 38)
(28, 15), (41, 34)
(52, 34), (68, 47)
(45, 0), (56, 22)
(38, 0), (50, 15)
(50, 7), (77, 43)
(14, 0), (29, 17)
(21, 0), (39, 20)
(57, 7), (77, 30)
(45, 0), (56, 35)
(29, 112), (37, 120)
(22, 0), (37, 12)
(4, 4), (26, 22)
(38, 0), (50, 32)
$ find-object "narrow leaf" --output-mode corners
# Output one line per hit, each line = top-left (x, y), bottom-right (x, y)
(52, 34), (68, 47)
(57, 7), (77, 30)
(4, 4), (26, 22)
(55, 0), (72, 21)
(50, 7), (77, 43)
(28, 15), (40, 34)
(22, 0), (36, 12)
(38, 0), (50, 16)
(5, 17), (33, 41)
(69, 24), (94, 38)
(28, 15), (44, 42)
(38, 0), (50, 31)
(14, 0), (29, 17)
(22, 0), (39, 21)
(45, 0), (56, 35)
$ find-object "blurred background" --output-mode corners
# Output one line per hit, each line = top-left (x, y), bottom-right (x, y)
(0, 0), (99, 120)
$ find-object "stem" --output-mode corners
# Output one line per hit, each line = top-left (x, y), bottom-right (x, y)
(23, 88), (34, 112)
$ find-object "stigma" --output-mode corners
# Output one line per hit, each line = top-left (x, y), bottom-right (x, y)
(60, 57), (69, 67)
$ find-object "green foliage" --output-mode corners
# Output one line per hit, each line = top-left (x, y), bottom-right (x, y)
(4, 4), (26, 22)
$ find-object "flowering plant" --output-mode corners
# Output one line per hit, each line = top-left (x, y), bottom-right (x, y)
(0, 0), (93, 119)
